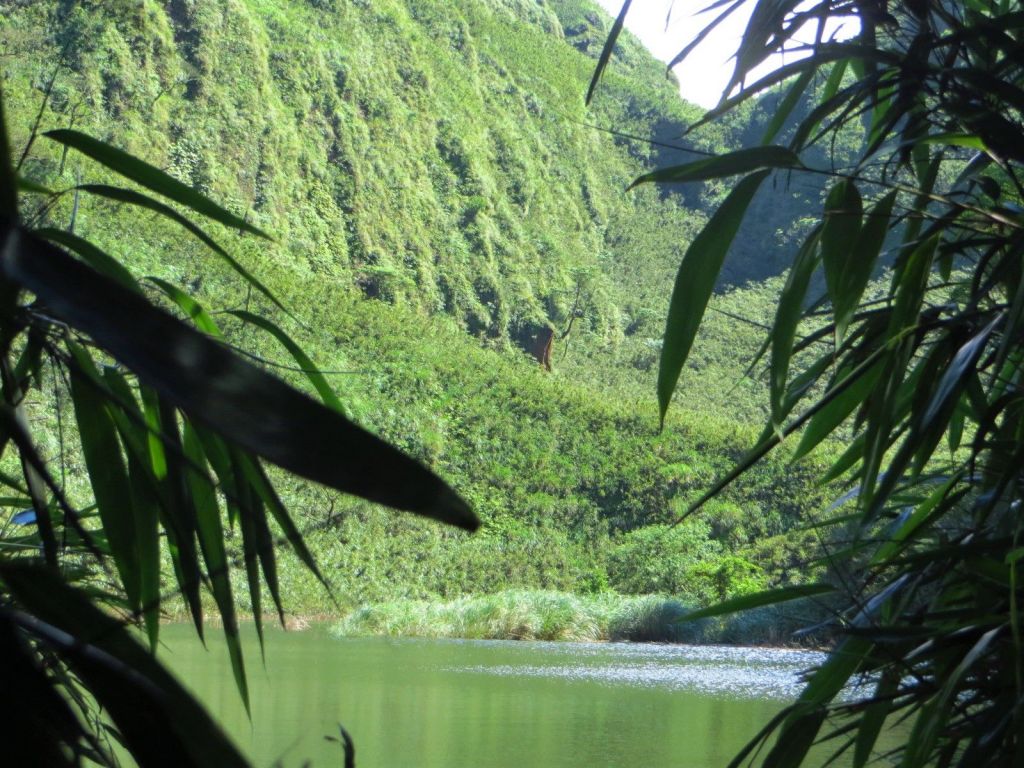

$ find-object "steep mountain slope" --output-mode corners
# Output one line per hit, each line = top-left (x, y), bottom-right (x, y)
(3, 0), (717, 344)
(0, 0), (833, 611)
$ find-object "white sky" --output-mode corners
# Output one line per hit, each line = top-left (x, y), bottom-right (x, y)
(592, 1), (857, 108)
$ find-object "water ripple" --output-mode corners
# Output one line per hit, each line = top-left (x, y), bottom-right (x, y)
(445, 643), (831, 700)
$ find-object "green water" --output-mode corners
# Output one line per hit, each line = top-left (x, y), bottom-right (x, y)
(159, 624), (825, 767)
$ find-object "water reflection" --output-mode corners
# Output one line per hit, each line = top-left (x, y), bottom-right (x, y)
(445, 639), (826, 699)
(159, 626), (821, 768)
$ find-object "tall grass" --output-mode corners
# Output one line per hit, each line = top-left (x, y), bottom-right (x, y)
(331, 590), (822, 645)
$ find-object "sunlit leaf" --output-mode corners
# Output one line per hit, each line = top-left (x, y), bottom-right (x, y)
(228, 309), (346, 414)
(76, 184), (287, 315)
(43, 129), (268, 238)
(629, 147), (799, 189)
(657, 170), (769, 425)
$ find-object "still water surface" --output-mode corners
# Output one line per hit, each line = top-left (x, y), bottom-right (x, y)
(159, 624), (828, 767)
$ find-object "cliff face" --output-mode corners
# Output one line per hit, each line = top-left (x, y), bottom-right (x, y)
(2, 0), (717, 346)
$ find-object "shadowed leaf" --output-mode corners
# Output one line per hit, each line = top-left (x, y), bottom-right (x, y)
(0, 230), (477, 531)
(586, 0), (633, 105)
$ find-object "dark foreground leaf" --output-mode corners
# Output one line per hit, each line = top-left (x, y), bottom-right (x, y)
(676, 584), (835, 622)
(0, 229), (477, 531)
(586, 0), (633, 105)
(1, 563), (249, 768)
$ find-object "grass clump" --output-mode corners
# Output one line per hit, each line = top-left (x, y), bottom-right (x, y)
(334, 591), (607, 642)
(334, 590), (719, 643)
(333, 590), (829, 645)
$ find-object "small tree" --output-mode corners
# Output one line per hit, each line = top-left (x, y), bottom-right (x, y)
(593, 1), (1024, 765)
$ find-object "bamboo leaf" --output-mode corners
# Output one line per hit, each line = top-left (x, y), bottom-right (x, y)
(35, 228), (140, 293)
(76, 184), (287, 315)
(1, 232), (477, 531)
(148, 277), (224, 337)
(66, 342), (140, 612)
(677, 584), (835, 622)
(657, 171), (769, 425)
(228, 309), (345, 414)
(155, 399), (205, 637)
(0, 94), (16, 224)
(762, 69), (815, 144)
(770, 227), (821, 426)
(181, 420), (249, 713)
(586, 0), (633, 105)
(100, 368), (163, 650)
(629, 147), (800, 189)
(235, 453), (329, 591)
(853, 671), (898, 768)
(839, 190), (897, 339)
(821, 180), (863, 339)
(43, 129), (268, 239)
(793, 361), (882, 462)
(763, 709), (827, 768)
(0, 563), (249, 767)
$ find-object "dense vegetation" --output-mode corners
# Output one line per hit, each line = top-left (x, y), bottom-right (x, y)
(0, 0), (836, 624)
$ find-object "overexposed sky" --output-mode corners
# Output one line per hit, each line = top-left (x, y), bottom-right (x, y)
(592, 1), (857, 108)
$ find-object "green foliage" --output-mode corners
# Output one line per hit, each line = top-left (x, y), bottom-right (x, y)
(333, 588), (828, 645)
(0, 81), (478, 762)
(602, 0), (1024, 765)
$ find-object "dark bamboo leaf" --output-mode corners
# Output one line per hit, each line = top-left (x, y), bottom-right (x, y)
(148, 277), (224, 337)
(15, 175), (54, 196)
(657, 171), (769, 425)
(770, 227), (821, 426)
(0, 563), (250, 768)
(853, 672), (898, 768)
(1, 231), (477, 531)
(762, 69), (815, 144)
(840, 190), (897, 339)
(801, 635), (873, 707)
(35, 228), (140, 292)
(667, 0), (745, 73)
(66, 342), (140, 612)
(629, 146), (799, 189)
(235, 453), (330, 591)
(870, 477), (964, 565)
(0, 612), (99, 767)
(821, 180), (863, 338)
(0, 94), (16, 224)
(181, 420), (249, 712)
(101, 368), (163, 650)
(586, 0), (633, 105)
(904, 627), (1001, 766)
(228, 309), (345, 414)
(155, 399), (205, 637)
(43, 129), (268, 239)
(763, 708), (827, 768)
(677, 584), (835, 622)
(793, 361), (882, 462)
(77, 184), (287, 315)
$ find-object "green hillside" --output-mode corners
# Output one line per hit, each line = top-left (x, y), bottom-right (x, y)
(0, 0), (834, 619)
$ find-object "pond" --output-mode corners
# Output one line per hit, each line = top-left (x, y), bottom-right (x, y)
(158, 624), (830, 767)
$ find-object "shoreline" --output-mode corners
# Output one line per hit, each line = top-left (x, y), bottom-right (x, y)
(161, 589), (830, 650)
